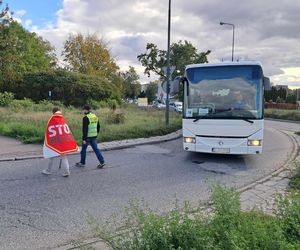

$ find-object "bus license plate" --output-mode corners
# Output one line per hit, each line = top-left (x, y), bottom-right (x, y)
(212, 148), (230, 154)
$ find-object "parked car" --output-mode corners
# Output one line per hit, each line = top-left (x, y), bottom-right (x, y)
(152, 101), (166, 109)
(169, 101), (182, 112)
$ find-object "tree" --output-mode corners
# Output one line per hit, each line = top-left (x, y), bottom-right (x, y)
(145, 82), (158, 103)
(62, 33), (119, 79)
(137, 40), (211, 80)
(121, 66), (141, 98)
(0, 2), (57, 91)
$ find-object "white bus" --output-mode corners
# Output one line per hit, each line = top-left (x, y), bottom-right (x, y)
(182, 61), (270, 154)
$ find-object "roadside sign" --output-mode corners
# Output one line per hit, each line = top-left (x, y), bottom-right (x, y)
(162, 66), (176, 76)
(138, 98), (148, 107)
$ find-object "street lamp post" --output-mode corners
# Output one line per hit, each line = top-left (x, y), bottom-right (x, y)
(220, 21), (235, 62)
(165, 0), (171, 127)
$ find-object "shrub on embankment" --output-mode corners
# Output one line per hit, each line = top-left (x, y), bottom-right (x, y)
(89, 185), (300, 250)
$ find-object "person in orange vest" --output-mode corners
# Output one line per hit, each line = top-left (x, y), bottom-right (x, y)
(75, 105), (105, 168)
(42, 107), (78, 177)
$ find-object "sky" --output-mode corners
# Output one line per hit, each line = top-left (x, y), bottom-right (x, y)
(5, 0), (300, 88)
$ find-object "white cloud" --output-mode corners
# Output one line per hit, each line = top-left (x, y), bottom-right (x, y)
(14, 9), (26, 17)
(14, 0), (300, 86)
(272, 67), (300, 89)
(24, 19), (32, 27)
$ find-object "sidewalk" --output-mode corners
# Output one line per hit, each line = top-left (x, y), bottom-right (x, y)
(0, 135), (42, 161)
(0, 131), (182, 162)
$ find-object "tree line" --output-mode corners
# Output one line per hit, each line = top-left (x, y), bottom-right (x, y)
(0, 2), (210, 106)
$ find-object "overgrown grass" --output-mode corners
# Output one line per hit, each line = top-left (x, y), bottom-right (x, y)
(265, 109), (300, 121)
(290, 163), (300, 191)
(86, 185), (300, 250)
(0, 104), (182, 144)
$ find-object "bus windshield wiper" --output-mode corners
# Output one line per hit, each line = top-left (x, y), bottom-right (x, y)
(193, 117), (203, 122)
(241, 118), (254, 124)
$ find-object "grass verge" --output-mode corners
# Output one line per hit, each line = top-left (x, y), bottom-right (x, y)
(265, 109), (300, 121)
(289, 163), (300, 191)
(0, 104), (182, 144)
(84, 185), (300, 250)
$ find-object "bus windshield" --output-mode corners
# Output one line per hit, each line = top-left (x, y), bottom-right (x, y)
(184, 65), (263, 120)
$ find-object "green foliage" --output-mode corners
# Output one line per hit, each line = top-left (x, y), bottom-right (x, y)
(145, 82), (158, 103)
(107, 99), (118, 111)
(289, 163), (300, 190)
(62, 33), (118, 79)
(15, 70), (121, 106)
(0, 19), (56, 92)
(87, 99), (102, 110)
(105, 112), (125, 124)
(286, 93), (297, 104)
(71, 240), (96, 250)
(8, 98), (35, 111)
(276, 193), (300, 245)
(91, 185), (300, 250)
(0, 91), (14, 106)
(264, 86), (294, 103)
(121, 66), (141, 98)
(0, 103), (181, 143)
(137, 40), (211, 80)
(264, 109), (300, 121)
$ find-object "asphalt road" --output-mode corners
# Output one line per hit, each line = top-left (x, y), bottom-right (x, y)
(0, 120), (298, 249)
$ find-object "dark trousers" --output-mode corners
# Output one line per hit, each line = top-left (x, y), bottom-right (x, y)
(80, 138), (104, 164)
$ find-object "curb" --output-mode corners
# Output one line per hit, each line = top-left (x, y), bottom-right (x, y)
(0, 130), (182, 162)
(236, 129), (299, 194)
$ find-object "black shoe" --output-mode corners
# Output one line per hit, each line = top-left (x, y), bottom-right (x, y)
(97, 162), (105, 169)
(75, 162), (85, 167)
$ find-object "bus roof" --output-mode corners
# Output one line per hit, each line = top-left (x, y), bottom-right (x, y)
(185, 61), (262, 70)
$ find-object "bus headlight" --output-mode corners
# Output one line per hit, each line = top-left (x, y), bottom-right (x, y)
(184, 137), (196, 144)
(248, 139), (261, 146)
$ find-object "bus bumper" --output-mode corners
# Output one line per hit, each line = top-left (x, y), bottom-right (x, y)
(183, 136), (263, 155)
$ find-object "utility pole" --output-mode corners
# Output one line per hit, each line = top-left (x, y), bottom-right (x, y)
(165, 0), (171, 127)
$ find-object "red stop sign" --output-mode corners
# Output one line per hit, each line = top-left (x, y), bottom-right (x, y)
(44, 114), (78, 155)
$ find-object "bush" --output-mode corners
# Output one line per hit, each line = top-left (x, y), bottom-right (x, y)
(276, 193), (300, 245)
(0, 92), (14, 106)
(87, 99), (102, 110)
(289, 163), (300, 190)
(105, 112), (125, 124)
(8, 98), (35, 111)
(36, 100), (65, 112)
(88, 185), (300, 250)
(107, 99), (118, 111)
(14, 70), (121, 106)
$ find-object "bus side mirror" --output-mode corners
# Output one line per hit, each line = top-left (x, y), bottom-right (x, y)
(264, 77), (270, 91)
(178, 76), (189, 96)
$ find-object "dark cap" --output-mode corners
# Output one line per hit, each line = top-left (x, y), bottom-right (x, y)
(52, 107), (61, 114)
(82, 105), (91, 111)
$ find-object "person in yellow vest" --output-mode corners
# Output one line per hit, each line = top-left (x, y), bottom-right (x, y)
(75, 105), (105, 168)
